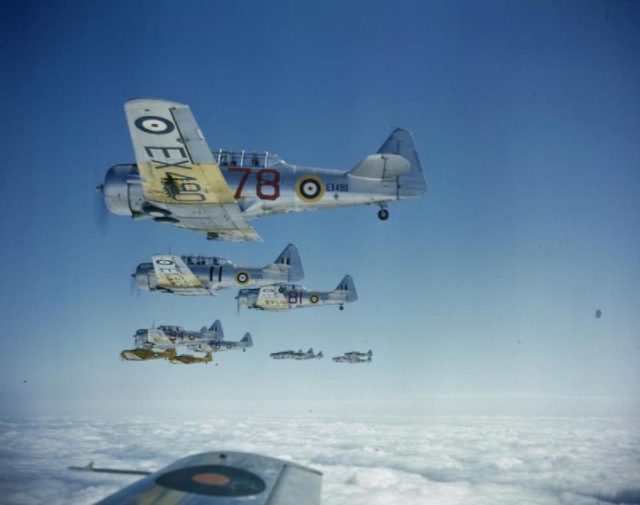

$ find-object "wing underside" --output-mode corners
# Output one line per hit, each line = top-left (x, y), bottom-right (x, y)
(125, 98), (260, 241)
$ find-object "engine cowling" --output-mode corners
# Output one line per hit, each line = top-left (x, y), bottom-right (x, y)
(102, 164), (148, 217)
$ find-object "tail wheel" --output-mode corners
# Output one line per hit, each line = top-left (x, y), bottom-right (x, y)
(377, 208), (389, 221)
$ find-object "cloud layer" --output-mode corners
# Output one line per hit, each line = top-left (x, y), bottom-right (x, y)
(1, 416), (639, 504)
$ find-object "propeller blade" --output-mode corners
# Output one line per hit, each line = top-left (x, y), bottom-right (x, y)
(92, 184), (109, 234)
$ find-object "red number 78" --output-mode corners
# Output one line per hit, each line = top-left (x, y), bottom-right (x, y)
(229, 167), (280, 201)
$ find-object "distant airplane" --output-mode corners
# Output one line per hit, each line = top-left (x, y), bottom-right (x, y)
(237, 275), (357, 311)
(100, 98), (427, 241)
(134, 244), (303, 295)
(332, 350), (373, 363)
(270, 348), (323, 360)
(70, 450), (322, 504)
(120, 320), (252, 364)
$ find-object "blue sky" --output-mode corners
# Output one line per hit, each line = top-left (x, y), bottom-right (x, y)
(0, 0), (639, 418)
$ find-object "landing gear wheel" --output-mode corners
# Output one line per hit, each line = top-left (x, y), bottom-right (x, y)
(339, 305), (344, 311)
(377, 208), (389, 221)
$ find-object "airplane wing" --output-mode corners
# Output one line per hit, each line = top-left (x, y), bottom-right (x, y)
(125, 99), (261, 242)
(152, 255), (210, 294)
(93, 451), (322, 505)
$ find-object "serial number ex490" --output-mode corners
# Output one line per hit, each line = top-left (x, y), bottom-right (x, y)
(100, 99), (428, 241)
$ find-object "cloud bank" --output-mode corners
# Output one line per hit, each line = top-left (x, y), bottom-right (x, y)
(1, 416), (639, 504)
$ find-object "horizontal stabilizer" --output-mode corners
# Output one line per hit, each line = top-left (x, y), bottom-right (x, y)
(350, 153), (411, 179)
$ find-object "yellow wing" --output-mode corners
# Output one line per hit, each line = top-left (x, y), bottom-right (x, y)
(124, 99), (260, 241)
(152, 255), (206, 292)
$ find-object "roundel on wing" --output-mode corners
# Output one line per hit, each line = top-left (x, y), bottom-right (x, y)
(295, 175), (325, 203)
(235, 271), (250, 284)
(309, 294), (320, 304)
(134, 115), (175, 134)
(155, 464), (266, 497)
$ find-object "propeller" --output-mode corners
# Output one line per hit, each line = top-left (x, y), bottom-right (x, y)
(93, 183), (109, 234)
(235, 295), (240, 315)
(129, 272), (139, 298)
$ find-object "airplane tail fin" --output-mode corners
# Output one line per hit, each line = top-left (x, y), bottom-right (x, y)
(335, 275), (357, 302)
(375, 128), (427, 198)
(209, 320), (224, 338)
(271, 244), (304, 281)
(241, 332), (253, 348)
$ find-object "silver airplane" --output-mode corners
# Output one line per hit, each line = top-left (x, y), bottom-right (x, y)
(121, 320), (252, 364)
(270, 348), (323, 360)
(237, 275), (357, 311)
(332, 350), (373, 363)
(100, 98), (427, 241)
(70, 450), (322, 505)
(134, 244), (303, 295)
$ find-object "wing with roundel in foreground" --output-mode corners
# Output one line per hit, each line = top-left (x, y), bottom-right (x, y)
(91, 451), (322, 505)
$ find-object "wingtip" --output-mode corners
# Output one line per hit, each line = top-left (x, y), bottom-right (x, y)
(125, 98), (188, 110)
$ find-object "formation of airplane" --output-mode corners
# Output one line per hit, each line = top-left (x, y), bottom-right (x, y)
(134, 244), (303, 295)
(71, 450), (322, 505)
(100, 98), (427, 241)
(121, 320), (252, 364)
(332, 350), (373, 363)
(270, 348), (323, 360)
(237, 275), (357, 311)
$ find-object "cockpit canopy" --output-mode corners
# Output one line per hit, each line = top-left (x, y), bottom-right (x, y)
(214, 149), (285, 168)
(158, 325), (183, 332)
(181, 255), (232, 267)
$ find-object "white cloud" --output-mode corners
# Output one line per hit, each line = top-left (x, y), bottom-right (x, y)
(0, 417), (638, 504)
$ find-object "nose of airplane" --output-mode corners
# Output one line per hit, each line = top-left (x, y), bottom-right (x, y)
(134, 263), (153, 290)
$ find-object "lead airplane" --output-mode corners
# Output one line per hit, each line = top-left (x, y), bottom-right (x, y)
(134, 243), (303, 295)
(100, 98), (427, 241)
(121, 320), (252, 363)
(237, 275), (357, 311)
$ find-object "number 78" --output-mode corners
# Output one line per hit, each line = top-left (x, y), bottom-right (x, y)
(229, 167), (280, 201)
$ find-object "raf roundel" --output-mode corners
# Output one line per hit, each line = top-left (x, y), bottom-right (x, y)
(309, 294), (320, 304)
(135, 115), (175, 135)
(296, 175), (325, 203)
(236, 271), (250, 284)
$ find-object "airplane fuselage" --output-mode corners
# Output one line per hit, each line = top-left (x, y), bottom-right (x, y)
(135, 261), (289, 294)
(135, 328), (240, 353)
(104, 158), (424, 225)
(238, 284), (350, 311)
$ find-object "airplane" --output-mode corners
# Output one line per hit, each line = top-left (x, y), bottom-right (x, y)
(134, 243), (303, 295)
(100, 98), (427, 241)
(237, 275), (357, 311)
(270, 348), (323, 360)
(120, 320), (252, 363)
(332, 350), (373, 363)
(70, 450), (322, 504)
(120, 348), (177, 361)
(170, 352), (213, 365)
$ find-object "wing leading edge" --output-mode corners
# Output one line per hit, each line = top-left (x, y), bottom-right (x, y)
(125, 98), (261, 241)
